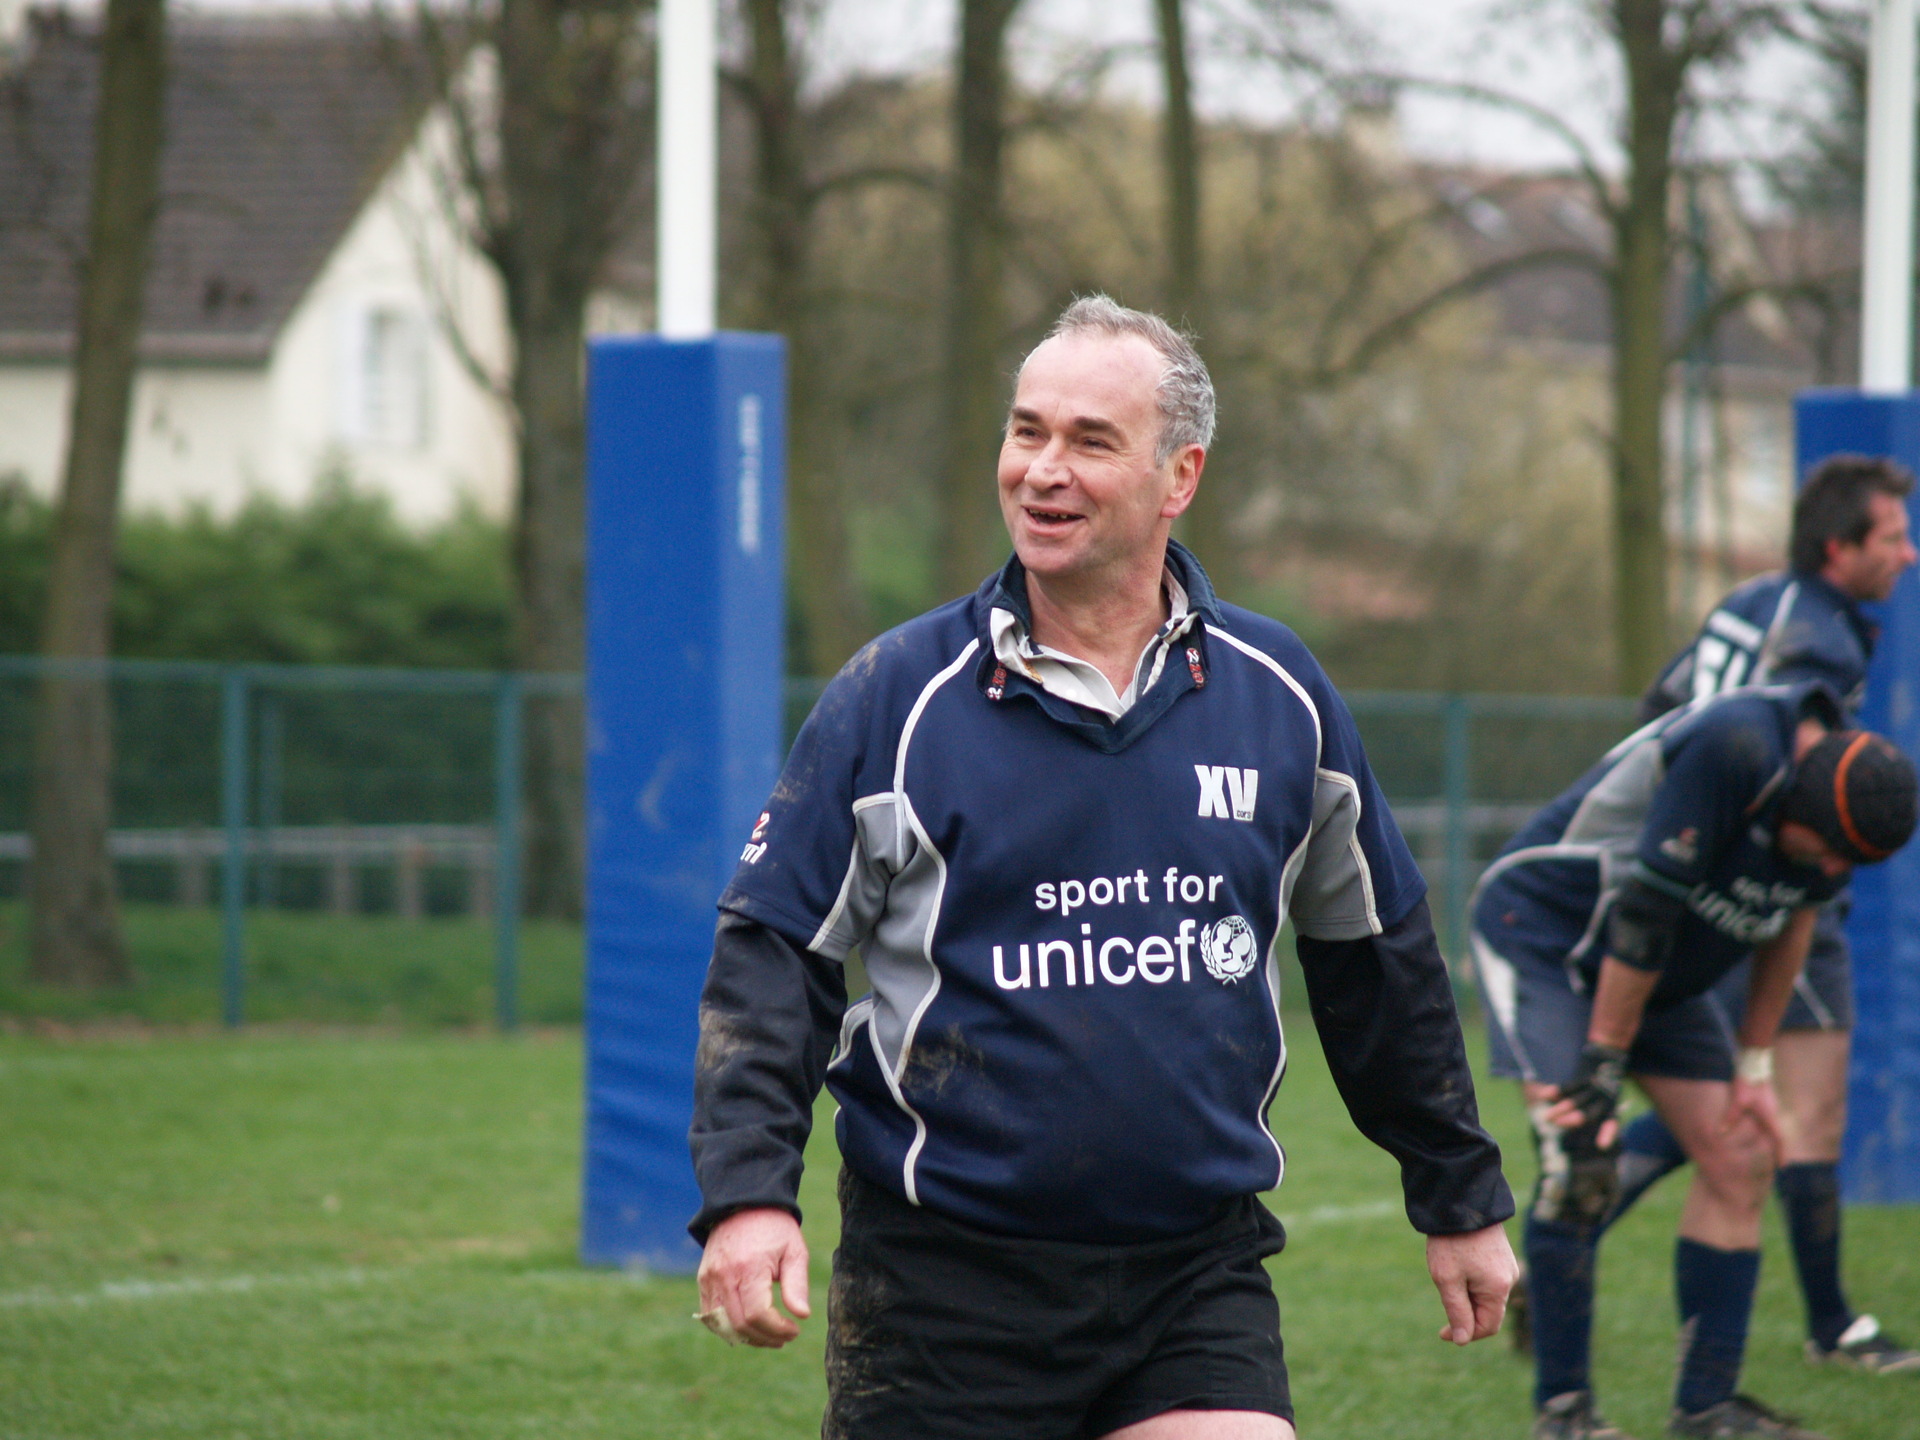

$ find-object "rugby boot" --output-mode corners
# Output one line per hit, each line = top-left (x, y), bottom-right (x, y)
(1804, 1314), (1920, 1373)
(1533, 1390), (1637, 1440)
(1668, 1394), (1827, 1439)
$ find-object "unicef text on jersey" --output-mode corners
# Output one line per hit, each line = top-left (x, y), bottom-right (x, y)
(997, 865), (1261, 990)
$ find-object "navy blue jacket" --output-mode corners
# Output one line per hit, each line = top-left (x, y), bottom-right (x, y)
(1474, 686), (1847, 1012)
(1639, 571), (1876, 723)
(690, 545), (1513, 1245)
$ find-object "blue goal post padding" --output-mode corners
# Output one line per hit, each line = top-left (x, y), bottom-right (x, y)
(1796, 388), (1920, 1204)
(581, 333), (787, 1270)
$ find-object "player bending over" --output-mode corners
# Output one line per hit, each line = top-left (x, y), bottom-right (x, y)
(1470, 683), (1916, 1440)
(1590, 455), (1920, 1375)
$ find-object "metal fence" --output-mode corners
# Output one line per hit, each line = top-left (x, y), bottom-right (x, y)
(0, 658), (1639, 1027)
(0, 656), (579, 1029)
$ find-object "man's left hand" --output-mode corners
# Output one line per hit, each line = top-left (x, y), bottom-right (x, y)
(1427, 1223), (1519, 1345)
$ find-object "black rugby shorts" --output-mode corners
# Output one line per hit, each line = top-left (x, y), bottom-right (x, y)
(822, 1166), (1293, 1440)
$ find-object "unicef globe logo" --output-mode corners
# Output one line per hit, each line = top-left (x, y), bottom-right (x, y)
(1200, 915), (1259, 984)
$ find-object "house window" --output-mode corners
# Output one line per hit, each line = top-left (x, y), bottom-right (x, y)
(340, 304), (430, 450)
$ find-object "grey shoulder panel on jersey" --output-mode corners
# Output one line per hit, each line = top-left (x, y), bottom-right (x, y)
(1288, 768), (1384, 941)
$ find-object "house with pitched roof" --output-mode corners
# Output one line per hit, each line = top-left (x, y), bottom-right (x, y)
(0, 4), (515, 523)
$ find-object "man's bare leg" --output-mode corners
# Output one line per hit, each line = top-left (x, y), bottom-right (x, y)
(1638, 1076), (1772, 1250)
(1103, 1410), (1295, 1439)
(1775, 1029), (1849, 1164)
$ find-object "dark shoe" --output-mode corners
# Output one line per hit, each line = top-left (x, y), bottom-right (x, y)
(1534, 1390), (1637, 1440)
(1668, 1394), (1827, 1439)
(1805, 1314), (1920, 1374)
(1509, 1267), (1533, 1356)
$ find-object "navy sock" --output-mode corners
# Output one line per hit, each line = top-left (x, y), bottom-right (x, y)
(1674, 1239), (1761, 1415)
(1526, 1212), (1601, 1410)
(1775, 1162), (1853, 1350)
(1601, 1111), (1690, 1233)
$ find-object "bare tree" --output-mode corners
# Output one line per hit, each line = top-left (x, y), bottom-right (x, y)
(421, 0), (653, 917)
(1331, 1), (1786, 691)
(1154, 0), (1231, 578)
(938, 0), (1023, 600)
(27, 0), (169, 987)
(1155, 0), (1203, 326)
(733, 0), (872, 673)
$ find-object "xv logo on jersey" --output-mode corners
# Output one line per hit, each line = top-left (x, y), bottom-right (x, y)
(1195, 765), (1258, 822)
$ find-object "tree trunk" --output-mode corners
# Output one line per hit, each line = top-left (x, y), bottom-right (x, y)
(490, 0), (648, 919)
(1156, 0), (1201, 326)
(742, 0), (870, 674)
(938, 0), (1022, 601)
(28, 0), (169, 988)
(1609, 0), (1680, 693)
(510, 314), (588, 919)
(1153, 0), (1229, 587)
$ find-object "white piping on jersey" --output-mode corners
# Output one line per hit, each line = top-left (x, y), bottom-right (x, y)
(1468, 840), (1617, 996)
(1265, 815), (1316, 1175)
(884, 637), (978, 1205)
(1207, 624), (1336, 1176)
(1751, 582), (1799, 685)
(1256, 942), (1290, 1186)
(809, 792), (898, 954)
(1558, 730), (1664, 844)
(1210, 625), (1384, 934)
(1707, 607), (1765, 651)
(1470, 840), (1613, 901)
(830, 994), (876, 1069)
(1209, 627), (1325, 754)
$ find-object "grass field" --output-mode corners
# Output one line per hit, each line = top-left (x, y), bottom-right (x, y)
(2, 1022), (1917, 1439)
(0, 903), (584, 1029)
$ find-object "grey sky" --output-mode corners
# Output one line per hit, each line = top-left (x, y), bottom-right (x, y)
(174, 0), (1833, 173)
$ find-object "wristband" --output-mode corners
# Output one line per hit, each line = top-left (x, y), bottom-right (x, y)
(1736, 1047), (1774, 1085)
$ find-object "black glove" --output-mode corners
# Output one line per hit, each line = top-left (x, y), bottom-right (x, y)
(1557, 1042), (1629, 1130)
(1529, 1043), (1630, 1227)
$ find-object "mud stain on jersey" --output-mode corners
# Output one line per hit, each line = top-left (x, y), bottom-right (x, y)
(901, 1023), (985, 1098)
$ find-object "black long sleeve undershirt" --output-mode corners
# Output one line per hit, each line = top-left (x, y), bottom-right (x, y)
(1294, 898), (1514, 1235)
(689, 897), (1513, 1245)
(688, 910), (847, 1244)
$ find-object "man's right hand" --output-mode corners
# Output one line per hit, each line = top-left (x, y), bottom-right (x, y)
(696, 1207), (812, 1348)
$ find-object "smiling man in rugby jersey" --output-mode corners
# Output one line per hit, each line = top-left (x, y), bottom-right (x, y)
(689, 295), (1517, 1440)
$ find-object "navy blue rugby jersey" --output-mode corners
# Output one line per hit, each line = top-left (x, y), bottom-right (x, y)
(1472, 685), (1847, 1012)
(716, 556), (1428, 1242)
(1639, 571), (1875, 723)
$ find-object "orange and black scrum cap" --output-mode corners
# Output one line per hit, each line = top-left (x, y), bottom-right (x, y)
(1780, 730), (1919, 865)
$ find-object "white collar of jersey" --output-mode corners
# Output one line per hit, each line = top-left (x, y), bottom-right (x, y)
(989, 568), (1197, 720)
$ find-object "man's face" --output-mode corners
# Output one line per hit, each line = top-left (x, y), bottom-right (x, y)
(1824, 491), (1917, 601)
(997, 333), (1200, 584)
(1775, 820), (1852, 879)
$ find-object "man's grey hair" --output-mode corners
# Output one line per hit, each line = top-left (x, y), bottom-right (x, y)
(1022, 294), (1217, 465)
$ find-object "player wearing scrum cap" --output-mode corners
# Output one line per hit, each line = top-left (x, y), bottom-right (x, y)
(1469, 683), (1917, 1440)
(1576, 456), (1920, 1378)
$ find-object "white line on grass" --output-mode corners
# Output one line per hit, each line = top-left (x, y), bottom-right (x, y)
(0, 1202), (1401, 1312)
(0, 1262), (660, 1313)
(0, 1267), (390, 1310)
(1272, 1198), (1400, 1228)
